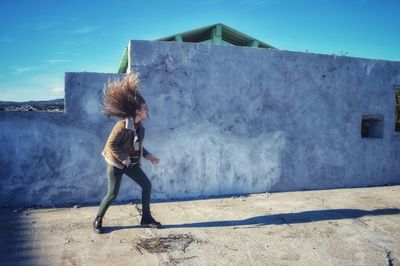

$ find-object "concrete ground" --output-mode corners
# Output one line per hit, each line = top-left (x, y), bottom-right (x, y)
(0, 186), (399, 266)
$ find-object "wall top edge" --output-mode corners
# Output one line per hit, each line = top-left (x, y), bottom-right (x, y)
(129, 40), (400, 65)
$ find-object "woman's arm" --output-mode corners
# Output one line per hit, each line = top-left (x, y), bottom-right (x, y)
(105, 121), (130, 163)
(143, 147), (160, 165)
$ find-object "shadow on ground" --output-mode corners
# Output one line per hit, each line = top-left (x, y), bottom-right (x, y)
(103, 208), (400, 233)
(0, 210), (38, 266)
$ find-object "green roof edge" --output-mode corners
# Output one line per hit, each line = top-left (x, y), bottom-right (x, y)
(156, 23), (276, 49)
(117, 47), (128, 73)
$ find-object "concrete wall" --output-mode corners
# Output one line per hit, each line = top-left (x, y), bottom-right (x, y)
(1, 40), (399, 207)
(128, 40), (400, 196)
(0, 73), (125, 207)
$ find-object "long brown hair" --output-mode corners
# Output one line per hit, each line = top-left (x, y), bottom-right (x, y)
(102, 73), (146, 118)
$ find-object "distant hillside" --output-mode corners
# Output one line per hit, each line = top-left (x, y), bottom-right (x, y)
(0, 98), (64, 106)
(0, 98), (64, 112)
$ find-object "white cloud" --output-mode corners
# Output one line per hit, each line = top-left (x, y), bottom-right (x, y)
(46, 59), (70, 64)
(14, 67), (35, 73)
(72, 26), (99, 34)
(50, 86), (64, 95)
(10, 65), (44, 74)
(56, 51), (81, 56)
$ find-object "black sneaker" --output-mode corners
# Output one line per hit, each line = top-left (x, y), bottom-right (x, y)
(93, 216), (103, 234)
(140, 213), (161, 228)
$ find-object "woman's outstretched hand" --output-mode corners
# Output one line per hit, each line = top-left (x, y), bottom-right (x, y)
(146, 155), (160, 165)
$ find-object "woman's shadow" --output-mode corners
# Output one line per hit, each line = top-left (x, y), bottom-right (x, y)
(102, 207), (400, 233)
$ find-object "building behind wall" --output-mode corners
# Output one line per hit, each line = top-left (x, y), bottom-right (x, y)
(118, 23), (276, 73)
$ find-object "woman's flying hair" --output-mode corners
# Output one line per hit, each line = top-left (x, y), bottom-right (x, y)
(102, 72), (146, 118)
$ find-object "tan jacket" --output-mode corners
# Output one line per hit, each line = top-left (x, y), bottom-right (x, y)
(102, 118), (151, 169)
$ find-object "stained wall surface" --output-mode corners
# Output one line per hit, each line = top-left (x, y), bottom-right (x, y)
(1, 40), (399, 207)
(0, 73), (125, 207)
(128, 40), (400, 199)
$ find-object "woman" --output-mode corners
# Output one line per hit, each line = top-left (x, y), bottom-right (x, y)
(93, 73), (161, 234)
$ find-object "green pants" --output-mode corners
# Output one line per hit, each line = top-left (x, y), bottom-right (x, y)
(97, 163), (152, 218)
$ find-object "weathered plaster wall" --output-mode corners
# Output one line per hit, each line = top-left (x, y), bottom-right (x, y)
(0, 73), (128, 207)
(1, 40), (399, 207)
(128, 40), (400, 198)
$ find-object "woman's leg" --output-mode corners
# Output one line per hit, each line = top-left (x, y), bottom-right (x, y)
(96, 164), (124, 218)
(124, 165), (160, 228)
(123, 165), (152, 214)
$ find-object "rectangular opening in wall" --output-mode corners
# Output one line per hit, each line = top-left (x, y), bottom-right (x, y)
(395, 87), (400, 132)
(361, 114), (383, 138)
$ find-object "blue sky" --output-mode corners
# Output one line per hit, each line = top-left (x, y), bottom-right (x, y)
(0, 0), (399, 101)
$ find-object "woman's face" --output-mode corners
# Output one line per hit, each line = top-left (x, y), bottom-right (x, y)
(135, 103), (149, 120)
